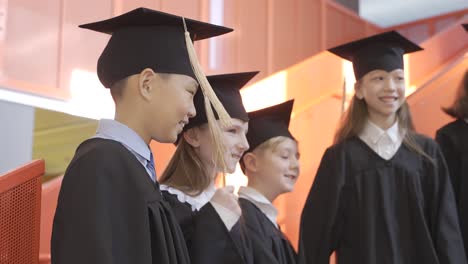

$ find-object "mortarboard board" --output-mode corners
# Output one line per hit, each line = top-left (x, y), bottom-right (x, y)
(184, 71), (258, 130)
(328, 31), (423, 80)
(79, 7), (233, 88)
(244, 99), (295, 153)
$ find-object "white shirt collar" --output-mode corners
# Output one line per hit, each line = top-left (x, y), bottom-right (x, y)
(238, 186), (278, 228)
(160, 183), (217, 211)
(465, 118), (468, 124)
(361, 119), (400, 145)
(359, 119), (403, 160)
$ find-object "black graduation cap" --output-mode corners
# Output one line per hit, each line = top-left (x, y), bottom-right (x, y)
(79, 7), (233, 88)
(184, 71), (259, 131)
(244, 99), (295, 153)
(328, 31), (423, 80)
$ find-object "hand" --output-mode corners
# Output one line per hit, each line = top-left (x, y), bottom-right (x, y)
(210, 186), (241, 216)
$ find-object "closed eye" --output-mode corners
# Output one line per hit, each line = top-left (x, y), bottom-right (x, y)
(223, 126), (238, 134)
(186, 83), (198, 96)
(279, 151), (289, 159)
(226, 123), (247, 134)
(187, 90), (195, 96)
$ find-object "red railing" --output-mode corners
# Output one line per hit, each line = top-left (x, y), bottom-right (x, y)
(0, 160), (44, 264)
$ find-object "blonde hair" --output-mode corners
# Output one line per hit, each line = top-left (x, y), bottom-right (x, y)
(442, 70), (468, 119)
(334, 80), (433, 162)
(159, 136), (211, 196)
(160, 121), (229, 195)
(240, 136), (296, 174)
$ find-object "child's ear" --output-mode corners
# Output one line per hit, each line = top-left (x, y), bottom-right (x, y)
(242, 152), (258, 173)
(138, 68), (156, 101)
(183, 128), (201, 147)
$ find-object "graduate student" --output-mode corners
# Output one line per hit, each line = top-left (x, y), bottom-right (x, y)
(436, 69), (468, 259)
(299, 31), (466, 264)
(159, 71), (258, 264)
(51, 7), (233, 264)
(238, 99), (299, 264)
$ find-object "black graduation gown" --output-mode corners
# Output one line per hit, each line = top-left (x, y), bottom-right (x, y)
(162, 191), (251, 264)
(436, 119), (468, 259)
(299, 134), (466, 264)
(51, 138), (190, 264)
(239, 197), (298, 264)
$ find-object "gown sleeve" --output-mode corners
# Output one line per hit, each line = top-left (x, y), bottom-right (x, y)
(426, 140), (467, 264)
(240, 198), (297, 264)
(299, 146), (347, 264)
(435, 128), (461, 203)
(189, 203), (249, 264)
(52, 151), (132, 263)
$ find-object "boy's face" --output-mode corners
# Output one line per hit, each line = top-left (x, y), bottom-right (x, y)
(255, 138), (300, 195)
(149, 73), (198, 143)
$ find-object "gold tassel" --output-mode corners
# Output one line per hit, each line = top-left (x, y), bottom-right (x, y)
(204, 95), (228, 174)
(182, 18), (232, 127)
(182, 17), (229, 173)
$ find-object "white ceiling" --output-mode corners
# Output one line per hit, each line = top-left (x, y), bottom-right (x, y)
(359, 0), (468, 27)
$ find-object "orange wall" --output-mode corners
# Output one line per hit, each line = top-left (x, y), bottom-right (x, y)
(408, 55), (468, 138)
(389, 8), (468, 43)
(407, 20), (468, 88)
(2, 0), (380, 100)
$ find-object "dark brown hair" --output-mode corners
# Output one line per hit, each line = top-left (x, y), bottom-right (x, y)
(442, 70), (468, 119)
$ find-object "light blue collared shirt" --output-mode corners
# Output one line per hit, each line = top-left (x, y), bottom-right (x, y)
(93, 119), (155, 181)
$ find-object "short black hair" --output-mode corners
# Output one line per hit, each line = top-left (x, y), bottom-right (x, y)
(110, 77), (129, 102)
